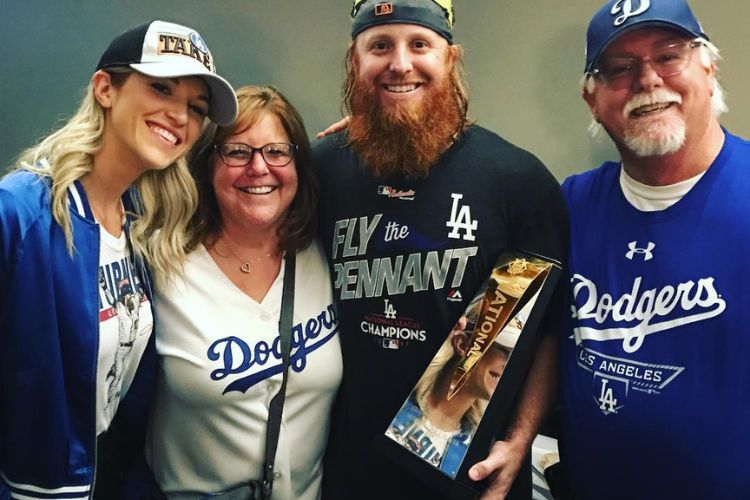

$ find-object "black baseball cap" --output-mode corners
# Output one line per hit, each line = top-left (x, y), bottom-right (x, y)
(351, 0), (455, 44)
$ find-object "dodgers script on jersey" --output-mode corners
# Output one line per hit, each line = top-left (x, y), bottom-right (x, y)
(148, 242), (341, 499)
(560, 132), (750, 499)
(315, 126), (567, 498)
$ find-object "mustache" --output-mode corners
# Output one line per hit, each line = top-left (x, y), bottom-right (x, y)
(622, 89), (683, 118)
(347, 75), (462, 179)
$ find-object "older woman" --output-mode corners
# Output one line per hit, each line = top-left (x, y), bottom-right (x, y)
(0, 20), (236, 499)
(147, 85), (342, 500)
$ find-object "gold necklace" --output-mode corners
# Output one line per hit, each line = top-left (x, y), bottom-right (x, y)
(220, 238), (273, 274)
(90, 199), (125, 227)
(421, 414), (459, 439)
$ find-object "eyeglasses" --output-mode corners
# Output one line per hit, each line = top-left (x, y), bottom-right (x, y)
(590, 40), (703, 89)
(214, 142), (298, 167)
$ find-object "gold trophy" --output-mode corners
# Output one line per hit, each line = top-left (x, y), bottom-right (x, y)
(447, 257), (552, 400)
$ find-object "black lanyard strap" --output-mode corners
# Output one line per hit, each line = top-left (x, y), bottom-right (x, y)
(260, 253), (295, 498)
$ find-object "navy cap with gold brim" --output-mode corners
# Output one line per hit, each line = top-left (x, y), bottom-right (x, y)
(351, 0), (455, 44)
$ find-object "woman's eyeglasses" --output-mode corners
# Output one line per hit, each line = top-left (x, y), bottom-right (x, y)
(214, 142), (298, 167)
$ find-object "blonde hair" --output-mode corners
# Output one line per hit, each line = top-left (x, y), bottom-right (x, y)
(15, 68), (198, 289)
(412, 336), (487, 429)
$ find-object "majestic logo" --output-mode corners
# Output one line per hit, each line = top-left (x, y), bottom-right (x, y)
(571, 274), (726, 353)
(377, 185), (415, 200)
(375, 2), (393, 16)
(577, 344), (684, 415)
(610, 0), (651, 26)
(625, 241), (655, 261)
(446, 193), (477, 241)
(447, 289), (463, 302)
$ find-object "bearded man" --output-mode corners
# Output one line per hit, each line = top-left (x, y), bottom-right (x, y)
(560, 0), (750, 498)
(314, 1), (567, 498)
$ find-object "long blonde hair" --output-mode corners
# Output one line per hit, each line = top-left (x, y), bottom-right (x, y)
(16, 68), (198, 288)
(412, 337), (487, 429)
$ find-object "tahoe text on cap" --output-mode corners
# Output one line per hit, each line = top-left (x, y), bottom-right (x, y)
(157, 33), (213, 71)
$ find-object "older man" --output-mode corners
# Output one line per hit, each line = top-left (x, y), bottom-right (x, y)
(561, 0), (750, 498)
(314, 1), (567, 498)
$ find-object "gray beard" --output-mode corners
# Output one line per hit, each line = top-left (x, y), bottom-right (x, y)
(623, 118), (686, 157)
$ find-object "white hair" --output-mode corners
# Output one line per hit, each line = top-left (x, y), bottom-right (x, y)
(583, 39), (727, 138)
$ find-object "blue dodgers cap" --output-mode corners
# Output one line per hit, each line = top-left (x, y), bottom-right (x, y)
(351, 0), (455, 44)
(585, 0), (708, 73)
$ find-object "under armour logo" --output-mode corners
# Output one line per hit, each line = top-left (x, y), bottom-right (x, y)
(625, 241), (655, 261)
(610, 0), (651, 26)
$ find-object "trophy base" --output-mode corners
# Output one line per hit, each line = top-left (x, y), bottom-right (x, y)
(373, 434), (482, 500)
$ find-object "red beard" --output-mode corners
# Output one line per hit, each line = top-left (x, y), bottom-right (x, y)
(347, 76), (463, 179)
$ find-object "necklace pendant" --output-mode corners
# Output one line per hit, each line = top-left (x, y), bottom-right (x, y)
(240, 262), (251, 273)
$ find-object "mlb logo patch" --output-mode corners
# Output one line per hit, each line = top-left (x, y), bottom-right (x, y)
(375, 2), (393, 16)
(383, 338), (400, 349)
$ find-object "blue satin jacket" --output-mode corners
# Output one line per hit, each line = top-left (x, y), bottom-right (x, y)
(0, 170), (156, 500)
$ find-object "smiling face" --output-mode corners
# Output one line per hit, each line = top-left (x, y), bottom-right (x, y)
(346, 23), (462, 178)
(97, 71), (209, 173)
(353, 23), (452, 113)
(211, 112), (298, 235)
(584, 28), (716, 158)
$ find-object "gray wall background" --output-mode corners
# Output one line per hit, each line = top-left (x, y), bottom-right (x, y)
(2, 1), (748, 180)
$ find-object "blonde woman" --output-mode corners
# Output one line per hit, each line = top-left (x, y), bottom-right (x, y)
(0, 20), (236, 499)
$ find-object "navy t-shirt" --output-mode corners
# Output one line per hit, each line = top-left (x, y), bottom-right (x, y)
(315, 125), (567, 499)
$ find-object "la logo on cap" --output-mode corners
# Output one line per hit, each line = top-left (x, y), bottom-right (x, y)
(375, 2), (393, 16)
